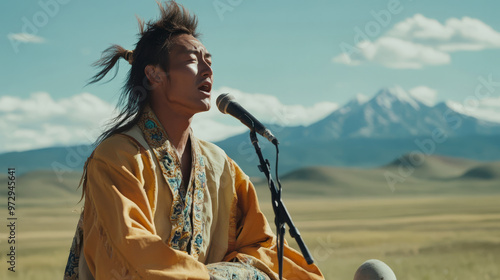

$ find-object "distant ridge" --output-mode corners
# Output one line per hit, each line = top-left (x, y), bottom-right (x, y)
(385, 154), (478, 179)
(259, 156), (500, 198)
(0, 145), (92, 175)
(1, 156), (499, 200)
(281, 166), (336, 183)
(459, 162), (500, 180)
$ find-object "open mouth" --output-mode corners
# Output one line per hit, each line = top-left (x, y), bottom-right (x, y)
(198, 82), (212, 93)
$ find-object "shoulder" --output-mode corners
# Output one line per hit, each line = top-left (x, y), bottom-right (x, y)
(195, 138), (248, 180)
(92, 133), (145, 166)
(195, 138), (233, 174)
(196, 138), (227, 161)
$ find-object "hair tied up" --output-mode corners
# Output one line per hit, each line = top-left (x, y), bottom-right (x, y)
(89, 1), (199, 146)
(123, 50), (134, 65)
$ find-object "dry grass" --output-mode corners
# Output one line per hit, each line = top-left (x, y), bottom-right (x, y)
(0, 193), (499, 279)
(259, 195), (500, 280)
(0, 199), (80, 280)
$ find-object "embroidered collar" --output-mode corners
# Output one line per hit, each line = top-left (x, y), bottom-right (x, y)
(137, 104), (206, 258)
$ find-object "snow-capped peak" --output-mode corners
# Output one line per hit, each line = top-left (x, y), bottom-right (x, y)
(354, 93), (369, 105)
(373, 86), (420, 110)
(408, 86), (437, 107)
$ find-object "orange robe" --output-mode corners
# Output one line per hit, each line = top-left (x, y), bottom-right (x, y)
(81, 106), (324, 279)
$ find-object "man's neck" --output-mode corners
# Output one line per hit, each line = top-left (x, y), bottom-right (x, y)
(151, 104), (193, 159)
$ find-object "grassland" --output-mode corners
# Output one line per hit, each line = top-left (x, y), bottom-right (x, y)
(0, 156), (499, 279)
(257, 195), (500, 280)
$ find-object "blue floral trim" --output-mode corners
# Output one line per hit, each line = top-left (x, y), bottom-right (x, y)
(137, 105), (206, 258)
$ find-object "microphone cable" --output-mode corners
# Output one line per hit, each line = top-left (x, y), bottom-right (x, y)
(275, 143), (282, 199)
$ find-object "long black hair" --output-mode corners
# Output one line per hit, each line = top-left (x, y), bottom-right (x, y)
(88, 1), (199, 146)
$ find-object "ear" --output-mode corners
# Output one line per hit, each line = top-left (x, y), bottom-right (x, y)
(145, 65), (163, 85)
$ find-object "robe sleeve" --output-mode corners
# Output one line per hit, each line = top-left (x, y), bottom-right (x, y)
(82, 135), (211, 280)
(223, 158), (325, 280)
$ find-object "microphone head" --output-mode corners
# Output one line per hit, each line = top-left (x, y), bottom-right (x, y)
(353, 259), (397, 280)
(216, 93), (234, 114)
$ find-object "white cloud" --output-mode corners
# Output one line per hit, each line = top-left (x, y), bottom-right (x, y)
(191, 117), (247, 142)
(1, 89), (339, 152)
(192, 87), (339, 142)
(333, 14), (500, 69)
(386, 14), (453, 42)
(3, 87), (500, 153)
(447, 96), (500, 123)
(7, 33), (46, 43)
(0, 92), (115, 152)
(217, 87), (338, 126)
(334, 37), (450, 69)
(386, 14), (500, 52)
(408, 86), (438, 106)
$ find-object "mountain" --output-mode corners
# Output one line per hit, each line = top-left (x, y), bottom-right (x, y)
(281, 86), (500, 140)
(2, 86), (500, 176)
(307, 86), (426, 139)
(219, 86), (500, 147)
(216, 86), (500, 175)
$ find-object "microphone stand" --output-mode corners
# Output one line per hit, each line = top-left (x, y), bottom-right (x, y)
(249, 130), (314, 280)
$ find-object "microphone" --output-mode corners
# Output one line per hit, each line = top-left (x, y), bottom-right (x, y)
(216, 93), (279, 145)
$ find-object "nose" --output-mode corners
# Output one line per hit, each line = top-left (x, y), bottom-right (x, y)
(200, 59), (213, 79)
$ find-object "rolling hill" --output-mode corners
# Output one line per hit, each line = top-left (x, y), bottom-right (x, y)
(459, 162), (500, 180)
(3, 155), (498, 202)
(254, 154), (500, 199)
(383, 154), (479, 179)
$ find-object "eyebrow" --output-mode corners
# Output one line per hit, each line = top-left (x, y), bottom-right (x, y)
(182, 48), (212, 59)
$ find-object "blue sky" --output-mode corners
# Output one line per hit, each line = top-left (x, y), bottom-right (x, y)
(2, 0), (500, 152)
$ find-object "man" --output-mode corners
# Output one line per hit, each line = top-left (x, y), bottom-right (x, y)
(64, 1), (324, 279)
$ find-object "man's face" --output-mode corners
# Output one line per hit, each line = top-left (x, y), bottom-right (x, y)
(154, 33), (213, 117)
